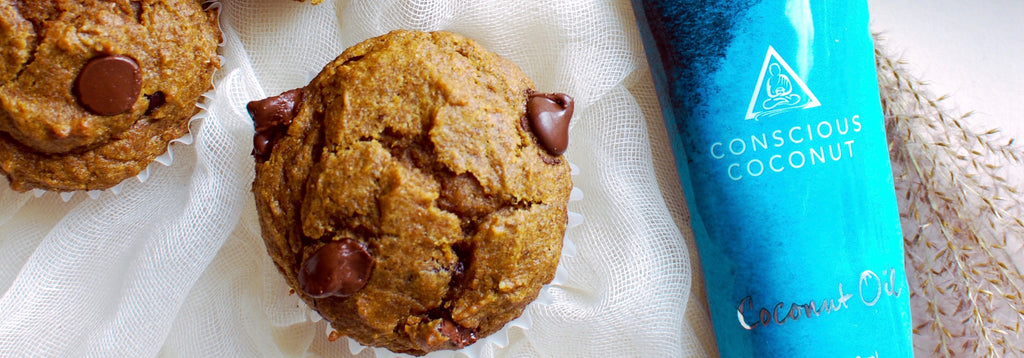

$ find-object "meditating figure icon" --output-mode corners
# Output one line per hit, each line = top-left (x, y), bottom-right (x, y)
(762, 63), (802, 110)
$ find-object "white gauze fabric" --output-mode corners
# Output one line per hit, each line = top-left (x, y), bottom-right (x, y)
(0, 0), (704, 357)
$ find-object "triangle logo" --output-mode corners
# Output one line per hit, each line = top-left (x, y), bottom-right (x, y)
(745, 46), (820, 120)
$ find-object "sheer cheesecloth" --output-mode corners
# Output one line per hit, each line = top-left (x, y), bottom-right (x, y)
(0, 0), (702, 357)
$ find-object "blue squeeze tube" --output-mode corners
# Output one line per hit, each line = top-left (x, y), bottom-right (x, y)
(631, 1), (915, 356)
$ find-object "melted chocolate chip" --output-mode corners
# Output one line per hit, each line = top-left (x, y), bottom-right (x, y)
(253, 132), (273, 157)
(74, 55), (142, 116)
(450, 242), (473, 287)
(144, 91), (165, 115)
(438, 319), (477, 348)
(526, 92), (574, 156)
(249, 89), (303, 131)
(450, 260), (465, 286)
(248, 88), (303, 162)
(298, 238), (374, 298)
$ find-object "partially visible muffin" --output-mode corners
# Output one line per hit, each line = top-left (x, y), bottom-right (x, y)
(0, 0), (221, 191)
(250, 30), (574, 356)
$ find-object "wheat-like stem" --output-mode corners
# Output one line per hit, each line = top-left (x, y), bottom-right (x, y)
(876, 34), (1024, 357)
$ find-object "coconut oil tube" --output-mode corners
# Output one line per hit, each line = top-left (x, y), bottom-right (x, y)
(631, 1), (914, 356)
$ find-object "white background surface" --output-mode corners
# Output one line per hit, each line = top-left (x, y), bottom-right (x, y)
(868, 0), (1024, 142)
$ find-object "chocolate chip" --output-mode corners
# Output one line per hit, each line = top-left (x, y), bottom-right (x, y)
(449, 242), (473, 287)
(298, 238), (374, 298)
(249, 89), (303, 131)
(144, 91), (165, 115)
(248, 88), (303, 162)
(526, 92), (574, 156)
(253, 132), (273, 158)
(74, 55), (142, 116)
(438, 319), (477, 348)
(450, 260), (465, 286)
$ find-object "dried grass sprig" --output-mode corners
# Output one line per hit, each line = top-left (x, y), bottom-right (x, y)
(876, 35), (1024, 357)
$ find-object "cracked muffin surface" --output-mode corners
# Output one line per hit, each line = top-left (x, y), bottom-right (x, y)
(0, 0), (221, 191)
(251, 30), (573, 356)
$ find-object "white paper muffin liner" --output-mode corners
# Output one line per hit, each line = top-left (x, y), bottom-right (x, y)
(300, 163), (584, 358)
(27, 1), (224, 202)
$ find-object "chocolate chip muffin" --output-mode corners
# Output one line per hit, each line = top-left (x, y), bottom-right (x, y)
(0, 0), (221, 191)
(250, 30), (574, 356)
